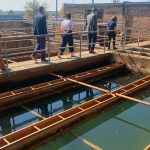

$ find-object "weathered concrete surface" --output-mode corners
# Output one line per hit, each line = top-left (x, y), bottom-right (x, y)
(0, 50), (114, 83)
(113, 52), (150, 75)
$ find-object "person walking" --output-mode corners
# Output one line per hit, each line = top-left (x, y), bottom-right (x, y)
(31, 6), (48, 62)
(107, 16), (117, 50)
(57, 13), (75, 58)
(86, 8), (97, 54)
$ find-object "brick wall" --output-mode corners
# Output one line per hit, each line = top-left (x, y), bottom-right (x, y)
(64, 3), (150, 41)
(0, 21), (24, 29)
(126, 5), (150, 40)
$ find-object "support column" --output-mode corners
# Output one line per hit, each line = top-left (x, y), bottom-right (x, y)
(0, 35), (5, 71)
(56, 0), (58, 21)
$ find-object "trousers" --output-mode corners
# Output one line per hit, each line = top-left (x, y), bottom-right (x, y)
(108, 31), (116, 48)
(60, 33), (74, 53)
(88, 33), (97, 51)
(32, 36), (46, 60)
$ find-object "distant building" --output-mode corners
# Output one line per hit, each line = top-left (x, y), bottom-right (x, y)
(63, 2), (150, 40)
(0, 15), (26, 30)
(0, 15), (24, 20)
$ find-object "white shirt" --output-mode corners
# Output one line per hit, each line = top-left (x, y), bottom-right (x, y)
(61, 19), (73, 32)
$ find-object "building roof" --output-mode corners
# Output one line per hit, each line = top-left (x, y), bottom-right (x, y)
(123, 2), (150, 7)
(64, 2), (150, 9)
(64, 3), (122, 8)
(0, 15), (24, 20)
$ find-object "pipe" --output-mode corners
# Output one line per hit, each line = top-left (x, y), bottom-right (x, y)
(50, 73), (110, 93)
(116, 93), (150, 106)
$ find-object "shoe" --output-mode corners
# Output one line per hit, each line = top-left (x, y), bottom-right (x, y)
(71, 52), (76, 57)
(113, 47), (117, 49)
(1, 68), (7, 71)
(89, 51), (96, 54)
(41, 59), (48, 62)
(57, 53), (62, 58)
(31, 55), (37, 61)
(71, 54), (76, 57)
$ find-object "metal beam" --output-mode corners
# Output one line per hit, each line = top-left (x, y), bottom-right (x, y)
(0, 63), (124, 111)
(56, 0), (58, 21)
(0, 74), (149, 150)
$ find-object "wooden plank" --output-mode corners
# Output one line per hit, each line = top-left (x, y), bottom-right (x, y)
(50, 73), (109, 93)
(116, 93), (150, 106)
(144, 144), (150, 150)
(70, 132), (103, 150)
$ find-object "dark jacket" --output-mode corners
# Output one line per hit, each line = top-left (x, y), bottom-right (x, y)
(86, 12), (97, 32)
(33, 13), (47, 35)
(108, 20), (117, 31)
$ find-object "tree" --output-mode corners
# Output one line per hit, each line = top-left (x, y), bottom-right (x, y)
(60, 3), (65, 17)
(24, 0), (49, 21)
(8, 10), (14, 15)
(112, 0), (120, 3)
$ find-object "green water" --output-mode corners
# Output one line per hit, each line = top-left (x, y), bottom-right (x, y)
(0, 72), (149, 150)
(36, 74), (150, 150)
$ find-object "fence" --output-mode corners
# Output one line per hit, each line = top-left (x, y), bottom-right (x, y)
(0, 26), (150, 73)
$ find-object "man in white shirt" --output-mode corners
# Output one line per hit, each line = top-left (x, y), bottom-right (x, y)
(57, 13), (75, 58)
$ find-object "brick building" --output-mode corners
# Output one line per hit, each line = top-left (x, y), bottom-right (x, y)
(63, 2), (150, 40)
(0, 15), (26, 30)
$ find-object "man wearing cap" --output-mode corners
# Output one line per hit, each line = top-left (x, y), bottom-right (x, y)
(57, 13), (75, 58)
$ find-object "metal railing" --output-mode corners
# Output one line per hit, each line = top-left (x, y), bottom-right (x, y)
(0, 26), (150, 73)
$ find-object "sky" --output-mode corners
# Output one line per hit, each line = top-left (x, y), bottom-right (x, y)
(0, 0), (149, 11)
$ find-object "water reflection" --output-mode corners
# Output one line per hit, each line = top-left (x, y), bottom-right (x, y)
(0, 108), (39, 137)
(0, 117), (11, 136)
(62, 95), (73, 110)
(40, 104), (49, 118)
(0, 73), (140, 137)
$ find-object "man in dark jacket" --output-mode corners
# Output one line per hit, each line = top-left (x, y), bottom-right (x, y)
(86, 8), (97, 54)
(31, 6), (48, 62)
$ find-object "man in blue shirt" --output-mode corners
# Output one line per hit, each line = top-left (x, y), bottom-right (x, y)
(31, 6), (48, 62)
(107, 16), (117, 50)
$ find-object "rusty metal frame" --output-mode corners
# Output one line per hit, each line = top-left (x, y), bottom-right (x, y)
(0, 63), (125, 111)
(0, 73), (149, 149)
(145, 145), (150, 150)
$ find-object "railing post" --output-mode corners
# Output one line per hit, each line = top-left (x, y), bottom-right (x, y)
(0, 35), (6, 71)
(33, 35), (36, 50)
(122, 27), (126, 52)
(104, 31), (106, 54)
(138, 27), (141, 47)
(4, 38), (9, 72)
(48, 34), (51, 63)
(124, 27), (127, 45)
(80, 32), (82, 58)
